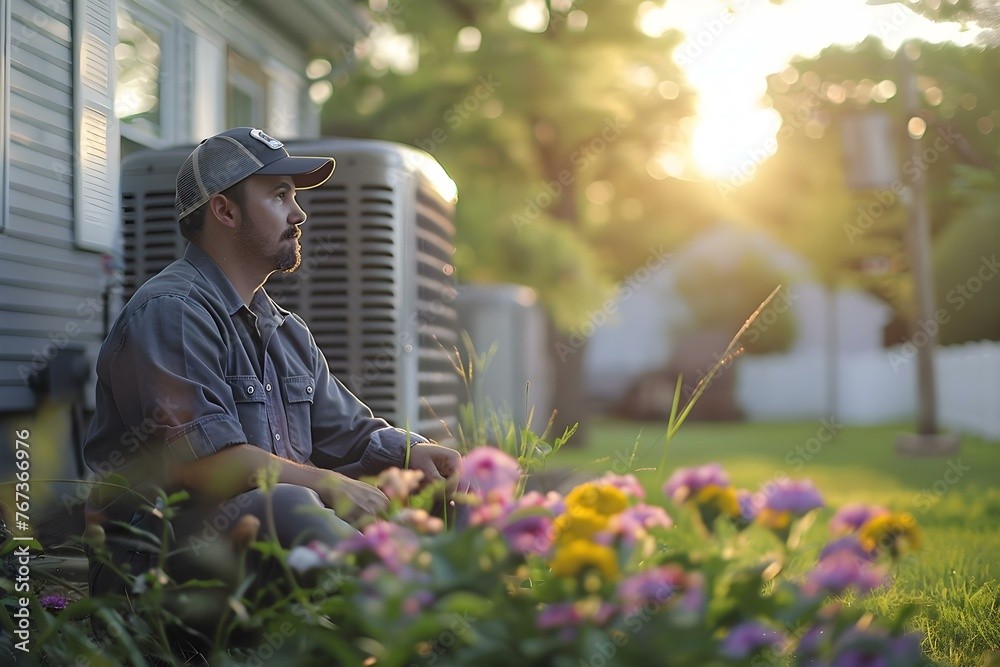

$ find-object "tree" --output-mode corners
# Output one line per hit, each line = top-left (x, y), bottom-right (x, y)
(319, 0), (717, 439)
(731, 36), (1000, 343)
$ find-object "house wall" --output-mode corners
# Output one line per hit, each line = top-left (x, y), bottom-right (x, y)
(1, 0), (111, 413)
(0, 0), (356, 413)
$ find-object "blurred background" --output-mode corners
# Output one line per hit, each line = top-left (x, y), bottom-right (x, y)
(313, 0), (1000, 444)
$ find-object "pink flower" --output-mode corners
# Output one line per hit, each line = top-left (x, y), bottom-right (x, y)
(340, 521), (420, 573)
(376, 467), (425, 502)
(393, 507), (445, 534)
(597, 473), (646, 500)
(663, 463), (730, 504)
(459, 447), (521, 504)
(611, 504), (674, 545)
(515, 490), (565, 516)
(501, 515), (554, 556)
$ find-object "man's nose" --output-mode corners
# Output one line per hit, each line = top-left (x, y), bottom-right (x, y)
(291, 198), (306, 225)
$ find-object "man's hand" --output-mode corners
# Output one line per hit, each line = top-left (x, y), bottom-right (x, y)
(407, 443), (461, 490)
(318, 471), (390, 521)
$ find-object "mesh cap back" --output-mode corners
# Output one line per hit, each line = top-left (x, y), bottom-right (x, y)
(175, 127), (336, 220)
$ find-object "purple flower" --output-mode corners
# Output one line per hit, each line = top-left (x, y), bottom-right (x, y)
(736, 489), (762, 521)
(663, 463), (730, 504)
(501, 515), (554, 556)
(830, 628), (923, 667)
(617, 566), (680, 615)
(597, 473), (646, 500)
(760, 479), (824, 514)
(39, 595), (69, 612)
(819, 535), (877, 563)
(830, 504), (889, 534)
(536, 601), (615, 631)
(720, 621), (786, 659)
(804, 551), (888, 597)
(459, 447), (521, 503)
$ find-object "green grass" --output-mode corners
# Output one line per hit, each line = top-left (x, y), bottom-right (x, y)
(548, 419), (1000, 667)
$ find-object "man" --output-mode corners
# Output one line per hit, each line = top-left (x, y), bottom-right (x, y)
(83, 127), (459, 596)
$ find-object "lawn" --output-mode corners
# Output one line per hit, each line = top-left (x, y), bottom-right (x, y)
(548, 418), (1000, 667)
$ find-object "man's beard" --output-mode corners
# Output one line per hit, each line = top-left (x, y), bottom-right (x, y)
(235, 208), (301, 273)
(276, 229), (301, 273)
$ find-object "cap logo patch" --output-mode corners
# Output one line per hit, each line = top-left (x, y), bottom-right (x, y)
(250, 128), (283, 150)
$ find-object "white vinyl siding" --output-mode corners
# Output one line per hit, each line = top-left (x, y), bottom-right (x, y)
(1, 0), (109, 411)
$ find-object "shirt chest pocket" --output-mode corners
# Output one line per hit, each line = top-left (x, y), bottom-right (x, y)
(282, 375), (314, 456)
(225, 375), (268, 448)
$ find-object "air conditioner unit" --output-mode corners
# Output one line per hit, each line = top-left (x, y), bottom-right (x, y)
(119, 138), (461, 444)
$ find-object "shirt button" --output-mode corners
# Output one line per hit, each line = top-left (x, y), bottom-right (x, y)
(265, 383), (272, 392)
(246, 386), (254, 395)
(306, 386), (313, 394)
(274, 433), (281, 441)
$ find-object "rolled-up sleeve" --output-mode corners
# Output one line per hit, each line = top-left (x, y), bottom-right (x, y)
(108, 295), (247, 465)
(305, 330), (427, 475)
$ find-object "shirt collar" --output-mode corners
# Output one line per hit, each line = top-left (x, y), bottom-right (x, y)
(182, 243), (292, 323)
(182, 243), (250, 317)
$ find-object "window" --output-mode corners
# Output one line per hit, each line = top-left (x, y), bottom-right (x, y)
(115, 8), (165, 142)
(227, 49), (267, 128)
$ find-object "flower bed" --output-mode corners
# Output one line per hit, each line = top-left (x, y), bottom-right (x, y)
(1, 448), (928, 666)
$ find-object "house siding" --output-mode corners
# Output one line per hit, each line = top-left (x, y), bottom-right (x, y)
(1, 0), (108, 412)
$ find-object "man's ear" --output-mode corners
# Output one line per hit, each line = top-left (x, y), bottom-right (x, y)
(208, 193), (239, 230)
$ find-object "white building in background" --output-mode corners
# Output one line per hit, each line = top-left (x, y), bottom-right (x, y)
(584, 225), (894, 417)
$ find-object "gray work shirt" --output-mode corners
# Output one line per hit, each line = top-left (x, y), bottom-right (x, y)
(83, 242), (424, 494)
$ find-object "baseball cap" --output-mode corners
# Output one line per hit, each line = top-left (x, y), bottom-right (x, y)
(175, 127), (336, 220)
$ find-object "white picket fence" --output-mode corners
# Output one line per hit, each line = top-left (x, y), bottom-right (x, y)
(735, 341), (1000, 442)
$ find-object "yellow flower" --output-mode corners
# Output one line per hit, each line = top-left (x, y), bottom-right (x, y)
(756, 508), (792, 531)
(859, 512), (920, 555)
(549, 539), (620, 581)
(554, 506), (608, 543)
(695, 484), (741, 517)
(565, 483), (629, 517)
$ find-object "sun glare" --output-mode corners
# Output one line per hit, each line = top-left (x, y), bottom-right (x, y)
(657, 0), (980, 184)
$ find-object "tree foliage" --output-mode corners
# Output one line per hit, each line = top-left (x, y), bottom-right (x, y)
(731, 35), (1000, 343)
(320, 0), (718, 330)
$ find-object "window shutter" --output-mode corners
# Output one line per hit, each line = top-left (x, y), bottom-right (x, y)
(73, 0), (119, 252)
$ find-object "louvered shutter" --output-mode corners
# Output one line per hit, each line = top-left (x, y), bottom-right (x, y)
(73, 0), (119, 252)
